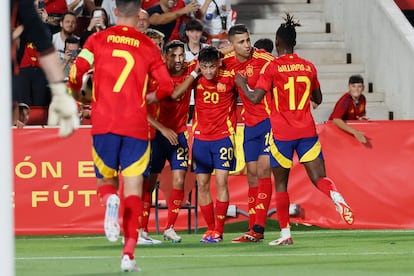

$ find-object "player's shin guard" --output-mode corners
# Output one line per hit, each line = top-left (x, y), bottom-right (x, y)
(97, 184), (117, 206)
(165, 188), (184, 230)
(275, 192), (290, 229)
(200, 202), (215, 231)
(247, 186), (258, 230)
(123, 195), (142, 259)
(215, 200), (229, 234)
(316, 177), (338, 197)
(254, 178), (272, 228)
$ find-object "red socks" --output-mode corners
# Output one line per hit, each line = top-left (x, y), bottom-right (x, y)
(123, 195), (142, 259)
(254, 178), (272, 228)
(200, 202), (215, 231)
(275, 192), (290, 229)
(247, 186), (258, 230)
(215, 200), (229, 234)
(316, 177), (338, 197)
(97, 184), (117, 205)
(165, 188), (184, 230)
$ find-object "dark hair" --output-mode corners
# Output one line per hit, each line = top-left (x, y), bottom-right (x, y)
(115, 0), (141, 16)
(198, 46), (220, 63)
(254, 38), (274, 53)
(348, 74), (364, 84)
(228, 24), (249, 39)
(164, 40), (185, 53)
(276, 13), (301, 47)
(65, 36), (80, 45)
(185, 19), (203, 32)
(60, 11), (77, 22)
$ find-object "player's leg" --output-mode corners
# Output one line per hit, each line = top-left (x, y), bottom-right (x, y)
(300, 136), (354, 225)
(192, 138), (215, 242)
(119, 136), (150, 272)
(93, 134), (121, 243)
(163, 169), (186, 242)
(163, 132), (189, 242)
(268, 166), (293, 246)
(267, 138), (294, 246)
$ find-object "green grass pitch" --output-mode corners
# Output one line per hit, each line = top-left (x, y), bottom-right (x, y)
(15, 222), (414, 275)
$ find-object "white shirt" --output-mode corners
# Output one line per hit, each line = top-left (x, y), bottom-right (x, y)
(101, 0), (117, 25)
(197, 0), (232, 35)
(52, 32), (80, 61)
(66, 0), (84, 16)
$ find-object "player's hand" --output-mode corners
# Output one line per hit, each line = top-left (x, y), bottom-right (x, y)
(48, 82), (80, 137)
(160, 127), (179, 146)
(235, 72), (247, 86)
(146, 92), (159, 104)
(310, 101), (319, 109)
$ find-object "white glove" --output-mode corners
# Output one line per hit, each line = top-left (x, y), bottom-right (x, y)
(48, 82), (80, 137)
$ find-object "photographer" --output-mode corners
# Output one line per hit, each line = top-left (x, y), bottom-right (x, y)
(79, 7), (109, 47)
(61, 36), (80, 79)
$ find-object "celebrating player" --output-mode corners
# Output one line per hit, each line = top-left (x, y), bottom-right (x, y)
(222, 24), (275, 243)
(235, 13), (354, 246)
(192, 46), (238, 243)
(68, 0), (174, 272)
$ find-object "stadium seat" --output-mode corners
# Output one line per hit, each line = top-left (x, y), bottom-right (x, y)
(25, 106), (48, 125)
(154, 180), (198, 234)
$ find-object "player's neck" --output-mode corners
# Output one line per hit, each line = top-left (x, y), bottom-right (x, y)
(116, 18), (138, 28)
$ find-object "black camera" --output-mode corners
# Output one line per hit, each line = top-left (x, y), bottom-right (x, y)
(38, 1), (45, 9)
(69, 50), (80, 58)
(220, 16), (227, 30)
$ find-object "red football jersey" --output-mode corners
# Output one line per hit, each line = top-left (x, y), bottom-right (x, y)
(68, 25), (173, 140)
(192, 68), (237, 141)
(256, 53), (320, 140)
(222, 49), (274, 127)
(158, 63), (193, 134)
(328, 92), (366, 120)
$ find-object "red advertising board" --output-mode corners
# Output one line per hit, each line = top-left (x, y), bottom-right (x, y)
(13, 121), (414, 234)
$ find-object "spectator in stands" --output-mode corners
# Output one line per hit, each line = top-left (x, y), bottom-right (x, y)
(13, 1), (52, 107)
(79, 7), (109, 47)
(61, 36), (80, 79)
(147, 0), (199, 43)
(101, 0), (116, 25)
(141, 0), (160, 10)
(66, 0), (96, 16)
(52, 11), (78, 60)
(329, 75), (368, 144)
(12, 0), (78, 136)
(44, 0), (68, 33)
(195, 0), (235, 43)
(254, 38), (274, 54)
(12, 103), (30, 128)
(183, 18), (208, 62)
(137, 9), (150, 32)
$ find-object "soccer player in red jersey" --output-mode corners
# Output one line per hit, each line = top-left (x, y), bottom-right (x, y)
(192, 46), (238, 243)
(329, 75), (368, 144)
(148, 40), (198, 243)
(236, 14), (354, 246)
(222, 24), (275, 243)
(68, 0), (174, 272)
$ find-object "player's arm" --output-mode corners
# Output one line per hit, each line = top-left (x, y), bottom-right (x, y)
(310, 87), (322, 109)
(147, 115), (179, 145)
(67, 48), (94, 101)
(149, 2), (199, 25)
(171, 66), (200, 99)
(332, 118), (367, 144)
(235, 72), (265, 104)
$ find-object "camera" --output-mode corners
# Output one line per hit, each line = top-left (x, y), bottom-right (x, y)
(220, 16), (227, 30)
(38, 1), (45, 9)
(69, 50), (80, 58)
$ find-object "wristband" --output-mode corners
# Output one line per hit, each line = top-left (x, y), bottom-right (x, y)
(190, 71), (199, 79)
